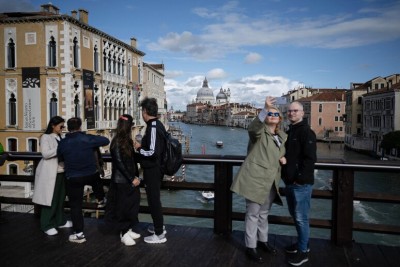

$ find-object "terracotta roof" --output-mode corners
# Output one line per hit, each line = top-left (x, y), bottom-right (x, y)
(298, 91), (346, 102)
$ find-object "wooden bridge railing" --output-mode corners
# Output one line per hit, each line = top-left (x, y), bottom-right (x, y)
(1, 152), (400, 246)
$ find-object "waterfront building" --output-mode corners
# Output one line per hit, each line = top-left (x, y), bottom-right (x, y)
(345, 74), (400, 158)
(0, 4), (146, 190)
(298, 91), (347, 140)
(141, 63), (167, 127)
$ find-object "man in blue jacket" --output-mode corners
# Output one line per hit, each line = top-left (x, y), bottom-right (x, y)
(57, 117), (109, 243)
(282, 101), (317, 266)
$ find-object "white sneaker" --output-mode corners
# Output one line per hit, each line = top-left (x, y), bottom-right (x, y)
(69, 232), (86, 243)
(127, 229), (141, 239)
(147, 225), (167, 235)
(121, 232), (136, 246)
(44, 228), (58, 236)
(144, 233), (167, 244)
(58, 220), (73, 228)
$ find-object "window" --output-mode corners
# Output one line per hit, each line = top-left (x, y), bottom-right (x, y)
(357, 114), (361, 123)
(335, 116), (339, 122)
(339, 127), (343, 131)
(48, 36), (56, 67)
(337, 103), (341, 113)
(8, 138), (17, 151)
(319, 104), (322, 112)
(28, 139), (38, 152)
(7, 38), (16, 68)
(73, 37), (79, 68)
(103, 50), (107, 72)
(358, 97), (362, 104)
(318, 118), (322, 126)
(94, 96), (99, 122)
(103, 100), (108, 120)
(9, 93), (17, 126)
(9, 164), (18, 175)
(128, 59), (131, 81)
(74, 95), (80, 117)
(94, 45), (99, 73)
(50, 93), (58, 117)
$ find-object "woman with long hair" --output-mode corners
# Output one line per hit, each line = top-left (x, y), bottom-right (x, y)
(105, 114), (141, 246)
(33, 116), (72, 235)
(231, 97), (287, 263)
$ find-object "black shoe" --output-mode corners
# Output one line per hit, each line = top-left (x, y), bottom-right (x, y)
(288, 251), (309, 266)
(245, 248), (264, 263)
(285, 243), (310, 254)
(257, 241), (277, 254)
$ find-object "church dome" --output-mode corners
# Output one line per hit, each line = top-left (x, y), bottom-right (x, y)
(196, 77), (214, 104)
(216, 88), (227, 100)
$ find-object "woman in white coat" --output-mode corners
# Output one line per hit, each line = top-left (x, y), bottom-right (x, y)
(32, 116), (72, 235)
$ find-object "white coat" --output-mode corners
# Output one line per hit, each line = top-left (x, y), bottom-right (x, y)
(32, 133), (64, 206)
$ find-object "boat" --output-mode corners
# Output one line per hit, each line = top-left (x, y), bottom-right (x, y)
(201, 191), (214, 200)
(216, 141), (223, 148)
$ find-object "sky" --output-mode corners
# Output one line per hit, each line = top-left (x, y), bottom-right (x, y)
(2, 0), (400, 111)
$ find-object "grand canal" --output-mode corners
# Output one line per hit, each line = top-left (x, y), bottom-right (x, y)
(139, 122), (400, 246)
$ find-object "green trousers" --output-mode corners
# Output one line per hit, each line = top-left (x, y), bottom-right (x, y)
(40, 173), (67, 231)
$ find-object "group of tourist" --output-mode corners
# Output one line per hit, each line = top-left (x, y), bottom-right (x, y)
(33, 97), (166, 246)
(32, 96), (316, 266)
(231, 96), (317, 266)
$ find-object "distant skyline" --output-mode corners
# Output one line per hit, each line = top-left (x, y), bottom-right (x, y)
(2, 0), (399, 111)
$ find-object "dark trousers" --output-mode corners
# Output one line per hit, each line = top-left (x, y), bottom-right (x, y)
(66, 172), (104, 233)
(40, 173), (67, 231)
(143, 167), (164, 235)
(105, 182), (140, 235)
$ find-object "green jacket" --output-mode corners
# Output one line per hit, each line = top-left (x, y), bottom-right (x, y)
(231, 116), (287, 205)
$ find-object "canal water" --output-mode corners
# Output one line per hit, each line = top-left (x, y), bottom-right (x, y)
(139, 122), (400, 246)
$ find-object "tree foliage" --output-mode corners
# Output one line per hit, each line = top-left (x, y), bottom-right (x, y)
(380, 131), (400, 149)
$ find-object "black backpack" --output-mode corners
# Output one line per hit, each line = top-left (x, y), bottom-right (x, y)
(161, 131), (183, 176)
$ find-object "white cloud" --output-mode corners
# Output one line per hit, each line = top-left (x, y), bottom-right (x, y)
(147, 1), (400, 59)
(244, 53), (262, 64)
(207, 68), (228, 79)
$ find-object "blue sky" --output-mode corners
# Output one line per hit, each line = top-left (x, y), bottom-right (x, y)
(2, 0), (400, 111)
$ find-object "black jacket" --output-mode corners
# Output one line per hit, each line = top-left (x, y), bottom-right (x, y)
(282, 119), (317, 185)
(137, 118), (166, 169)
(110, 143), (139, 184)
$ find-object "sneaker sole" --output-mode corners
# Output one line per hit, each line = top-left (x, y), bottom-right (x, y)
(286, 248), (310, 254)
(144, 237), (167, 244)
(288, 258), (309, 266)
(148, 227), (167, 235)
(69, 239), (86, 243)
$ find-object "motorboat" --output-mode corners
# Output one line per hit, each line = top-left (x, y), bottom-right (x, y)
(201, 191), (214, 200)
(216, 141), (223, 148)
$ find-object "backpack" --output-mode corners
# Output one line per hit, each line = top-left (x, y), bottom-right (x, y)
(161, 131), (183, 176)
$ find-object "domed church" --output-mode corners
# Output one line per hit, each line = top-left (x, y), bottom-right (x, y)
(195, 77), (230, 105)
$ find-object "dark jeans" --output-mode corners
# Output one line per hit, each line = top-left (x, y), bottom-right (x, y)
(143, 167), (164, 235)
(66, 172), (104, 233)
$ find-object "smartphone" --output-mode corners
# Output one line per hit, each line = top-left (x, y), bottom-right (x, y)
(275, 97), (287, 105)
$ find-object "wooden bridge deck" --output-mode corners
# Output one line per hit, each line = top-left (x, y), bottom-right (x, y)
(0, 211), (399, 267)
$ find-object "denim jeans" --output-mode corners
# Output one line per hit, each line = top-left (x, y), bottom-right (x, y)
(285, 184), (312, 252)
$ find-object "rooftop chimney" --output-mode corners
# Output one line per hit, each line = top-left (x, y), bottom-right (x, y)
(78, 9), (89, 24)
(130, 37), (137, 48)
(71, 10), (78, 19)
(41, 4), (60, 14)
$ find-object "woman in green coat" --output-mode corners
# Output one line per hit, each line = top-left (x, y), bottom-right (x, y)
(231, 97), (287, 263)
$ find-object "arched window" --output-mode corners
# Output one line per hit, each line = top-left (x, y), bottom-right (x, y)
(94, 45), (99, 73)
(9, 93), (17, 126)
(7, 38), (16, 68)
(112, 54), (116, 74)
(127, 59), (131, 81)
(8, 138), (17, 151)
(108, 52), (112, 72)
(50, 93), (58, 117)
(48, 36), (56, 67)
(28, 139), (38, 152)
(103, 100), (108, 120)
(9, 164), (18, 175)
(94, 96), (99, 122)
(73, 37), (79, 68)
(74, 95), (80, 117)
(103, 50), (107, 72)
(109, 100), (113, 120)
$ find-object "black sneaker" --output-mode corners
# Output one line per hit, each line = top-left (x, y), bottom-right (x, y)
(288, 251), (309, 266)
(285, 243), (310, 254)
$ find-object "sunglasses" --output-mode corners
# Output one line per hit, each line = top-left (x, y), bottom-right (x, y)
(267, 112), (280, 117)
